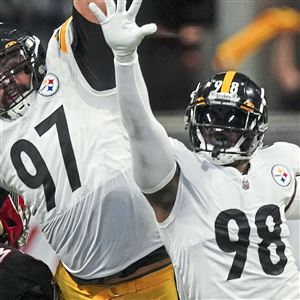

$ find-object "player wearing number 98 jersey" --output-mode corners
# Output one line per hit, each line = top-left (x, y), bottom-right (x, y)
(161, 72), (300, 299)
(123, 68), (300, 299)
(94, 7), (300, 297)
(164, 139), (300, 299)
(0, 1), (179, 299)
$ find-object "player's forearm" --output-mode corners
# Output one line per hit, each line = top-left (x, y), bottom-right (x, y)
(115, 56), (176, 193)
(87, 0), (175, 191)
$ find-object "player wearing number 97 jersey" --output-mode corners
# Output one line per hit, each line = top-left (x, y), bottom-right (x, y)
(0, 16), (161, 272)
(0, 2), (179, 299)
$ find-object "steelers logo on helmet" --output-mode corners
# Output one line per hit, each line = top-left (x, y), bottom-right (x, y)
(5, 40), (17, 49)
(185, 71), (268, 165)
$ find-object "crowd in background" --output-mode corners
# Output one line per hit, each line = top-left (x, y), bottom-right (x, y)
(0, 0), (299, 112)
(214, 0), (300, 111)
(0, 0), (72, 45)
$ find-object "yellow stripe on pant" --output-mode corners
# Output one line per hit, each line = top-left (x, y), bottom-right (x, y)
(55, 262), (178, 300)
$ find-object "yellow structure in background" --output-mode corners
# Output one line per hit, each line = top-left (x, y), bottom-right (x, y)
(214, 7), (300, 70)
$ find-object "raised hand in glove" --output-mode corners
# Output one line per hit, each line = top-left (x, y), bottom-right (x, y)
(89, 0), (157, 59)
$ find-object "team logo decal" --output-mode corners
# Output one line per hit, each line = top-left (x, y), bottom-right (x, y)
(271, 164), (292, 187)
(38, 73), (59, 96)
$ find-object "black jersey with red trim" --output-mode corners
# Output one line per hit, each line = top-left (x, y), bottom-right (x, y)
(0, 244), (54, 300)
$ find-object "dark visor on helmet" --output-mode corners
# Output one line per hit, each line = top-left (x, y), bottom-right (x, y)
(194, 105), (256, 130)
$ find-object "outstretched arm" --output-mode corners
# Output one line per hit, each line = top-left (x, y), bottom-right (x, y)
(89, 0), (179, 221)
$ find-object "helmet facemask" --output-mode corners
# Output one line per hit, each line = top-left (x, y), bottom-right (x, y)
(0, 25), (46, 121)
(186, 71), (268, 165)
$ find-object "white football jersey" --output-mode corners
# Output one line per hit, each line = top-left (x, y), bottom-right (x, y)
(159, 139), (300, 300)
(0, 18), (162, 279)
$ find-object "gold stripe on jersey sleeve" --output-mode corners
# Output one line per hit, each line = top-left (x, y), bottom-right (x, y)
(54, 31), (59, 42)
(221, 71), (236, 93)
(59, 16), (72, 53)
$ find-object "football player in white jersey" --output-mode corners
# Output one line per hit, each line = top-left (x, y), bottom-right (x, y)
(0, 1), (179, 299)
(90, 1), (300, 299)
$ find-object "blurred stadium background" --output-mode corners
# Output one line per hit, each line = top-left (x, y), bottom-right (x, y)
(0, 0), (299, 271)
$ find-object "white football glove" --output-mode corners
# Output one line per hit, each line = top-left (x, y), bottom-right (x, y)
(89, 0), (157, 58)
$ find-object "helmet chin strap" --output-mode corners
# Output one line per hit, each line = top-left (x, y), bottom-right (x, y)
(5, 90), (35, 120)
(212, 145), (222, 158)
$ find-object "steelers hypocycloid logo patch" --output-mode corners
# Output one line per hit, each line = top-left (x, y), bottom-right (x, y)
(38, 73), (59, 96)
(271, 164), (292, 187)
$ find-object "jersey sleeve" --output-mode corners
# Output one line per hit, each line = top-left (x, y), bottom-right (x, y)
(169, 138), (206, 184)
(285, 176), (300, 220)
(275, 142), (300, 219)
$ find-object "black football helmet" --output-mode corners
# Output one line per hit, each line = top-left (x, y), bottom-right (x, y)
(0, 23), (46, 120)
(185, 71), (268, 165)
